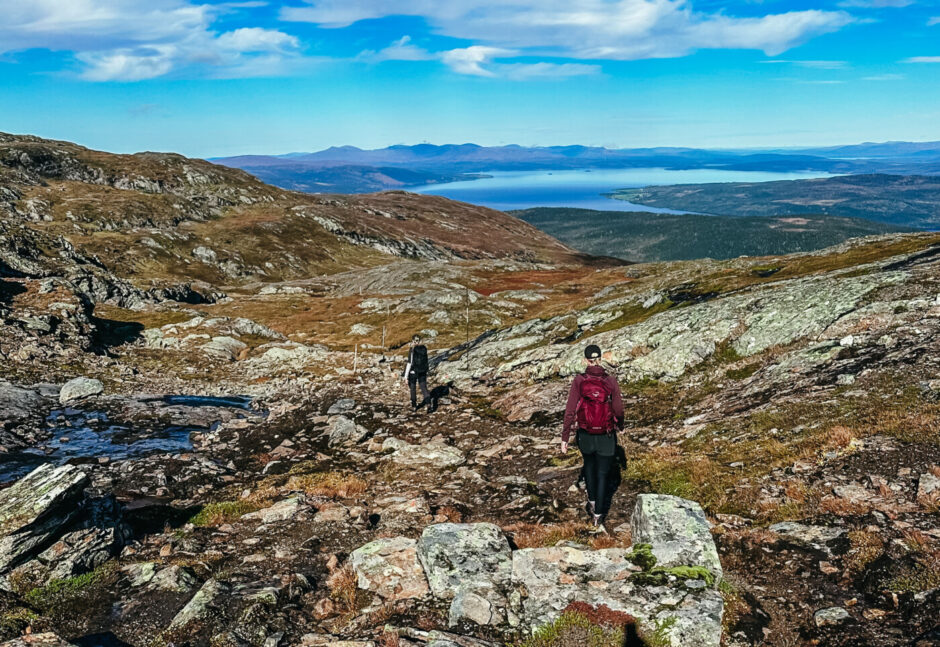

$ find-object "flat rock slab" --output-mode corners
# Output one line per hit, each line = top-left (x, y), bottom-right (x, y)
(168, 578), (230, 631)
(769, 522), (847, 556)
(349, 536), (429, 601)
(1, 634), (77, 647)
(242, 497), (308, 524)
(631, 494), (722, 583)
(0, 464), (89, 573)
(385, 439), (466, 468)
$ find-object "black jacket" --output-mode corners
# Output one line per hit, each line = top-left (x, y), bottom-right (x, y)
(404, 344), (429, 376)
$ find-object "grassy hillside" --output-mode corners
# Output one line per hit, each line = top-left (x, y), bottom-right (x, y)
(513, 207), (914, 262)
(611, 174), (940, 228)
(0, 133), (591, 291)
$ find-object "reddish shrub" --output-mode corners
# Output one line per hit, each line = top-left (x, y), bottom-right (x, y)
(561, 601), (636, 629)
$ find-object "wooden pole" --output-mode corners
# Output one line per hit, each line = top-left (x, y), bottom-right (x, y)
(353, 343), (358, 374)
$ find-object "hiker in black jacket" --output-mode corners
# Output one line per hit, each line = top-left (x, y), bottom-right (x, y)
(403, 335), (431, 410)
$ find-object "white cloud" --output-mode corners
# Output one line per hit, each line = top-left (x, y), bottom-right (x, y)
(363, 37), (599, 79)
(0, 0), (303, 81)
(929, 16), (940, 26)
(904, 56), (940, 63)
(862, 73), (904, 80)
(362, 36), (436, 62)
(282, 0), (853, 60)
(441, 46), (514, 76)
(215, 27), (299, 53)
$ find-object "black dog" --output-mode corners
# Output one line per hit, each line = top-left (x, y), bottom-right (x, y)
(426, 381), (455, 413)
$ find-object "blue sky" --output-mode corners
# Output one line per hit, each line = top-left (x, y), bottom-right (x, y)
(1, 0), (939, 156)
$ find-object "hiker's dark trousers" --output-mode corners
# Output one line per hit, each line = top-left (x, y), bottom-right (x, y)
(577, 429), (617, 516)
(409, 372), (430, 406)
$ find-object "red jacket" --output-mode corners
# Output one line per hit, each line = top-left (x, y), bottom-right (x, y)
(563, 365), (624, 443)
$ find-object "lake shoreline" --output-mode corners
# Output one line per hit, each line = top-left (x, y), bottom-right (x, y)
(411, 167), (834, 213)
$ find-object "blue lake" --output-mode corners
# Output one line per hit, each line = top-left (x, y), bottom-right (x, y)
(412, 168), (833, 212)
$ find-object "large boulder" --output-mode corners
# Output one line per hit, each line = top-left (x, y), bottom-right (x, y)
(343, 496), (725, 645)
(418, 523), (513, 626)
(511, 543), (722, 647)
(58, 377), (102, 404)
(349, 536), (429, 601)
(0, 464), (89, 574)
(0, 382), (45, 425)
(631, 494), (722, 584)
(327, 416), (369, 447)
(201, 336), (247, 361)
(417, 523), (513, 600)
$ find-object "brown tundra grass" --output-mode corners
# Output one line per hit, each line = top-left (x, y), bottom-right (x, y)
(286, 472), (368, 499)
(327, 564), (359, 613)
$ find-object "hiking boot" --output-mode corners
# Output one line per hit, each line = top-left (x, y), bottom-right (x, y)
(592, 513), (606, 530)
(584, 500), (595, 519)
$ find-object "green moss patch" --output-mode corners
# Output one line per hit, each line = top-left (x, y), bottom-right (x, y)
(189, 501), (260, 527)
(626, 543), (658, 571)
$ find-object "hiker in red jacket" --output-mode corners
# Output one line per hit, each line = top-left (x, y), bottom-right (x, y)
(562, 344), (624, 527)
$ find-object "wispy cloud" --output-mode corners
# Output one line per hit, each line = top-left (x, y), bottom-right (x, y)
(904, 56), (940, 63)
(762, 59), (848, 69)
(862, 73), (904, 80)
(838, 0), (913, 7)
(929, 16), (940, 26)
(0, 0), (303, 81)
(500, 62), (601, 80)
(284, 1), (854, 63)
(363, 37), (600, 80)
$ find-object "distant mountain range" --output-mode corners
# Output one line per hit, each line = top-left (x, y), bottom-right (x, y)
(212, 141), (940, 193)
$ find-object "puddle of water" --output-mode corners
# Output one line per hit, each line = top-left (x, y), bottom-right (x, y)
(159, 395), (256, 410)
(0, 395), (258, 484)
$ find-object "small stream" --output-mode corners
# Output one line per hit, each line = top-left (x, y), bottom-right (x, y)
(0, 395), (258, 484)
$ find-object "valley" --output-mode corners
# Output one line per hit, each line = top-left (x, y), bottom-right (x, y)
(613, 174), (940, 229)
(513, 208), (913, 262)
